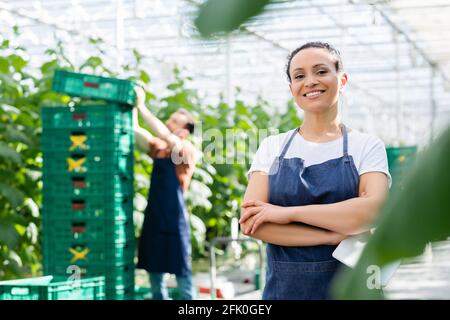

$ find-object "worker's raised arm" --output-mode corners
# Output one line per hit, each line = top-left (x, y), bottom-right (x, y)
(132, 107), (154, 154)
(134, 86), (183, 154)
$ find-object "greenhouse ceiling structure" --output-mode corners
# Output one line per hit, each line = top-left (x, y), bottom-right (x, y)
(1, 0), (450, 147)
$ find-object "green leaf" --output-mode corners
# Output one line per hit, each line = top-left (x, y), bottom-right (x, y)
(332, 126), (450, 299)
(15, 111), (35, 128)
(0, 182), (25, 208)
(207, 218), (218, 227)
(0, 221), (20, 249)
(186, 180), (212, 209)
(9, 213), (29, 226)
(101, 66), (115, 76)
(38, 91), (68, 104)
(40, 60), (59, 75)
(0, 104), (20, 115)
(1, 39), (10, 49)
(44, 48), (56, 56)
(145, 91), (156, 101)
(8, 54), (27, 71)
(26, 223), (38, 244)
(8, 250), (24, 268)
(167, 82), (183, 91)
(236, 116), (254, 130)
(0, 142), (22, 165)
(0, 73), (19, 93)
(133, 49), (143, 64)
(15, 224), (27, 236)
(88, 37), (104, 45)
(235, 101), (249, 116)
(0, 57), (9, 74)
(24, 198), (40, 218)
(190, 214), (207, 235)
(80, 56), (102, 71)
(139, 70), (151, 84)
(88, 56), (102, 67)
(195, 0), (272, 37)
(4, 126), (32, 145)
(193, 167), (214, 184)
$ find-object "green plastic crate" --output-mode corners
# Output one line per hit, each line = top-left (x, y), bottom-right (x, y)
(52, 70), (136, 106)
(106, 285), (134, 300)
(41, 127), (133, 153)
(46, 262), (135, 289)
(41, 104), (132, 130)
(42, 215), (133, 243)
(0, 276), (105, 300)
(105, 276), (134, 295)
(386, 146), (417, 187)
(42, 173), (133, 198)
(386, 146), (417, 171)
(45, 260), (133, 275)
(43, 239), (135, 266)
(45, 264), (135, 300)
(41, 194), (132, 219)
(42, 149), (133, 175)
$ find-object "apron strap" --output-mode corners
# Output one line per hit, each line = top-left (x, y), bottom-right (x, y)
(340, 123), (349, 157)
(280, 124), (348, 158)
(279, 128), (299, 159)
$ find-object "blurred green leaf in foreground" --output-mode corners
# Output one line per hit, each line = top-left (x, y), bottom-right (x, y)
(332, 126), (450, 299)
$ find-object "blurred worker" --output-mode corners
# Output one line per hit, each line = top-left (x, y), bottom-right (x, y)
(133, 86), (197, 300)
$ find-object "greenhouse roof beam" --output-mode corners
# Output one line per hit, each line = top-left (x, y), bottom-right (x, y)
(373, 3), (448, 83)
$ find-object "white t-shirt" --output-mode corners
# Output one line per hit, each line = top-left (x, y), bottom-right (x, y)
(248, 128), (392, 187)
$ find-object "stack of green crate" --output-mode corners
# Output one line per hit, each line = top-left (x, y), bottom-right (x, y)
(41, 70), (136, 300)
(0, 276), (105, 300)
(386, 146), (417, 190)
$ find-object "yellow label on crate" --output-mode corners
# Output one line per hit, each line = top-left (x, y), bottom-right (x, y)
(69, 247), (90, 262)
(69, 135), (87, 151)
(67, 158), (86, 172)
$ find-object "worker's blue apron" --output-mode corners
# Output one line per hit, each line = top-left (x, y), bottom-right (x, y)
(262, 124), (359, 300)
(137, 157), (191, 277)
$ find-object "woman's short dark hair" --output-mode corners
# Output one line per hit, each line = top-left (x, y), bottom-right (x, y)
(286, 42), (343, 83)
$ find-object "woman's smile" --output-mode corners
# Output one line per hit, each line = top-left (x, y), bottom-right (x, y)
(303, 89), (326, 100)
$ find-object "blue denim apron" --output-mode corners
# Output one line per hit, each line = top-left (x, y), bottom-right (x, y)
(137, 157), (191, 277)
(263, 124), (359, 300)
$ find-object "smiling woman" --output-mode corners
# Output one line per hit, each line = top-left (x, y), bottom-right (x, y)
(288, 42), (347, 130)
(240, 42), (391, 300)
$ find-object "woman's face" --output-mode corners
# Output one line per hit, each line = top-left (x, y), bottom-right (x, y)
(289, 48), (347, 114)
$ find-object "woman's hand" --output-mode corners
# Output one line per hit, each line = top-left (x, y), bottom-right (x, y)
(240, 200), (293, 235)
